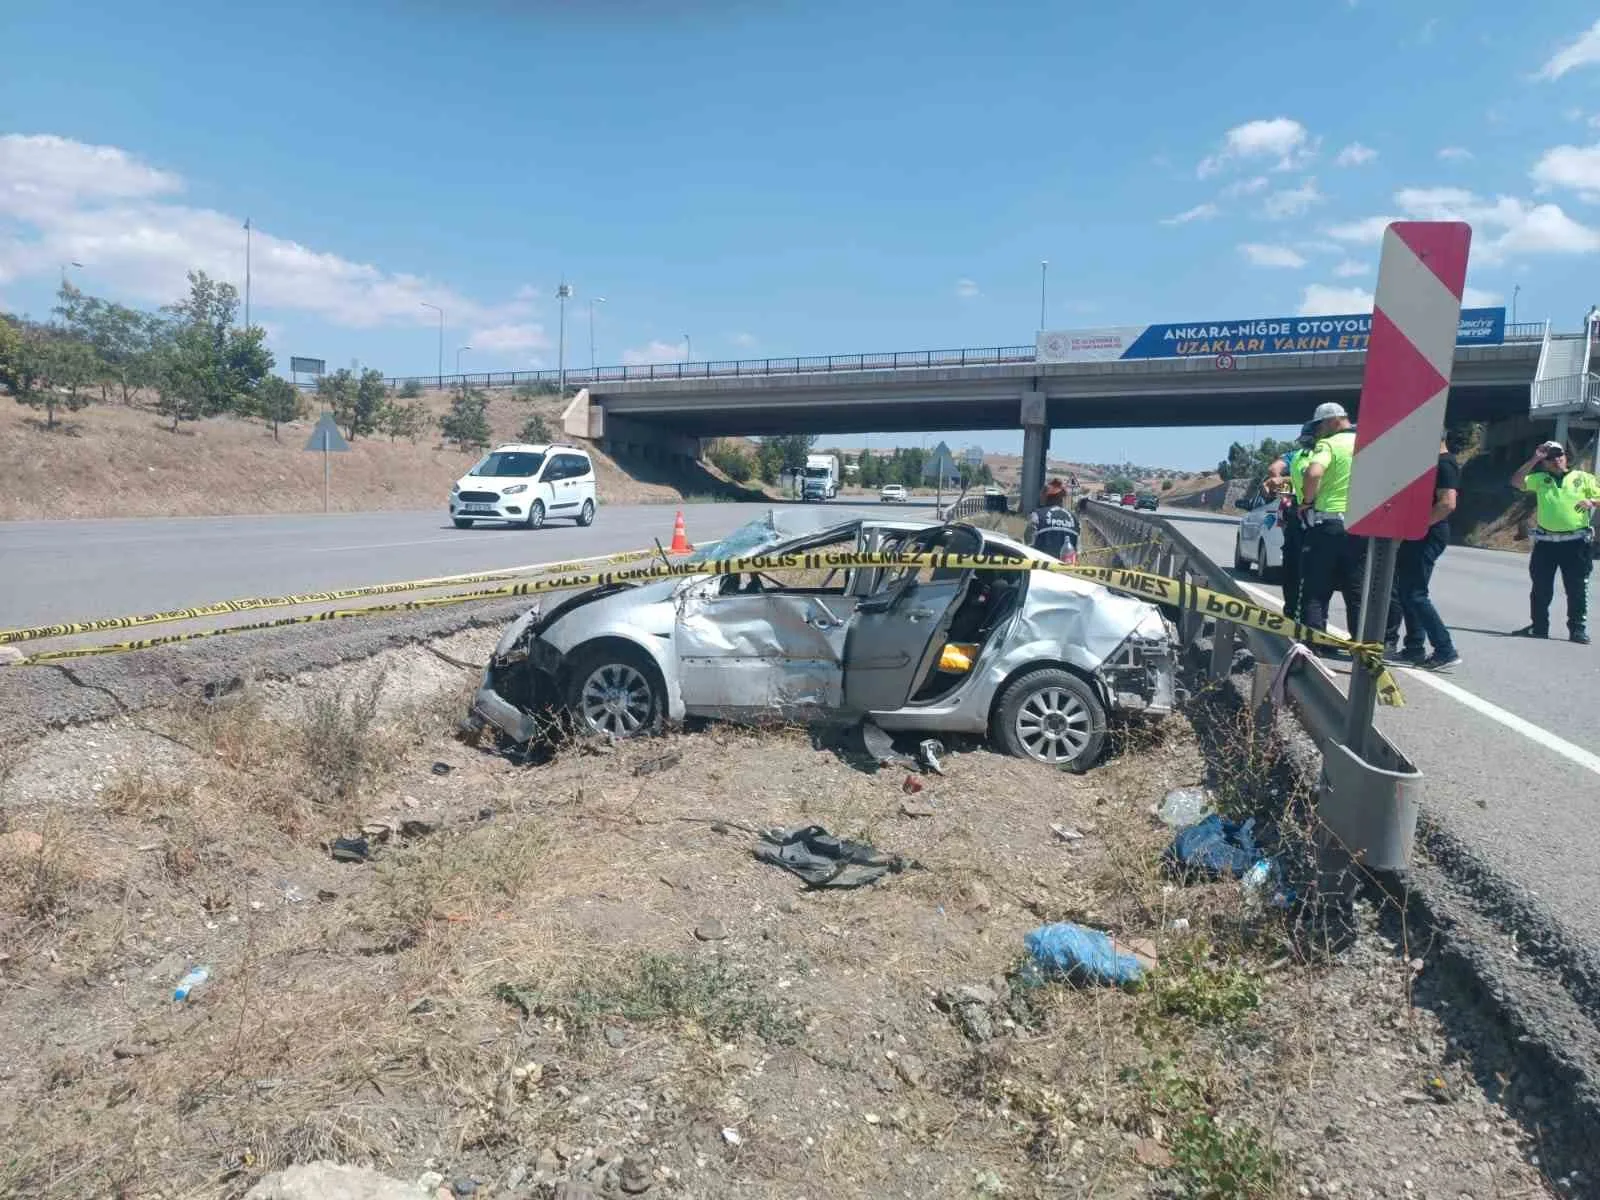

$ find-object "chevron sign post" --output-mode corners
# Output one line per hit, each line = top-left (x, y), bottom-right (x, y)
(1344, 221), (1471, 758)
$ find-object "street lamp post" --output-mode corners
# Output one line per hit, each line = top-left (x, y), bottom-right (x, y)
(557, 282), (572, 400)
(59, 260), (83, 287)
(683, 333), (692, 364)
(1512, 284), (1521, 326)
(420, 302), (444, 387)
(1039, 260), (1048, 330)
(590, 296), (606, 373)
(243, 218), (252, 329)
(457, 345), (471, 374)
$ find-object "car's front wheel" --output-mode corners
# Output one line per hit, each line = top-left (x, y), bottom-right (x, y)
(525, 500), (546, 530)
(577, 499), (596, 527)
(992, 668), (1106, 769)
(1233, 532), (1248, 571)
(564, 644), (664, 740)
(454, 517), (474, 529)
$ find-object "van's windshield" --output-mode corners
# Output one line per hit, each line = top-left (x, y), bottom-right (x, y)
(471, 451), (545, 478)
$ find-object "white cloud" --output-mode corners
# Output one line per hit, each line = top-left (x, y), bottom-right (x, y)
(1222, 175), (1270, 197)
(1531, 142), (1600, 200)
(622, 340), (690, 366)
(1391, 187), (1600, 259)
(730, 331), (758, 349)
(1334, 142), (1377, 167)
(1326, 215), (1402, 244)
(1538, 18), (1600, 81)
(1159, 202), (1219, 226)
(1298, 284), (1374, 315)
(1198, 117), (1313, 178)
(955, 278), (980, 298)
(1332, 259), (1369, 277)
(467, 323), (549, 354)
(1463, 286), (1504, 307)
(1437, 146), (1474, 162)
(1262, 179), (1324, 220)
(1239, 243), (1307, 268)
(0, 132), (527, 330)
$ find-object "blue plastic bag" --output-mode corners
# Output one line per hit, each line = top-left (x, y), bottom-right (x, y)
(1024, 922), (1146, 987)
(1168, 814), (1261, 878)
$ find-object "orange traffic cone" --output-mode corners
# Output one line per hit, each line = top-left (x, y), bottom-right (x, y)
(668, 510), (693, 554)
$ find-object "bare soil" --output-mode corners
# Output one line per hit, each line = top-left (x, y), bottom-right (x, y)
(0, 392), (759, 521)
(0, 632), (1553, 1199)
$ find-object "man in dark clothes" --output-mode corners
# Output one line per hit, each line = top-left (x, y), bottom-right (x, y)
(1384, 430), (1463, 670)
(1025, 479), (1079, 561)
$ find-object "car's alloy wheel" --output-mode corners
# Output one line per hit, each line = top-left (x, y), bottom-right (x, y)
(577, 499), (596, 527)
(566, 646), (663, 740)
(525, 500), (545, 530)
(993, 668), (1106, 768)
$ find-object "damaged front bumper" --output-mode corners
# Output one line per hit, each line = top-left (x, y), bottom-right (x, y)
(1097, 623), (1178, 716)
(464, 603), (563, 744)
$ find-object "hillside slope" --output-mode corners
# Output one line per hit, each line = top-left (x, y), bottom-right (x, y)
(0, 392), (758, 520)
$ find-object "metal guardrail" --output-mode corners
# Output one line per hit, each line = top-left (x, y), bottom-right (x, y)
(1078, 503), (1422, 872)
(1531, 372), (1600, 413)
(1506, 321), (1550, 342)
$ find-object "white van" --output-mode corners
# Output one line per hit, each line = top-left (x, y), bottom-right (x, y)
(450, 443), (597, 529)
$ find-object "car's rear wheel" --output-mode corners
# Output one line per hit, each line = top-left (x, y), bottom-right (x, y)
(454, 517), (474, 529)
(992, 668), (1106, 769)
(577, 499), (596, 527)
(525, 500), (546, 530)
(564, 644), (664, 740)
(1258, 539), (1282, 583)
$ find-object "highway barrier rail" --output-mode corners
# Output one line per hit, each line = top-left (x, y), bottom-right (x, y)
(1078, 502), (1422, 872)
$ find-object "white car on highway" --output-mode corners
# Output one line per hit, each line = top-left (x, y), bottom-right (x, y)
(880, 484), (907, 503)
(1233, 486), (1287, 581)
(451, 443), (597, 530)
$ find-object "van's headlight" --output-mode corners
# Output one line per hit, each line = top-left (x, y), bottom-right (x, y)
(451, 483), (460, 494)
(503, 484), (528, 495)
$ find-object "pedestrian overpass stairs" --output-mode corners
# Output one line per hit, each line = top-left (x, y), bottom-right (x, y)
(1530, 325), (1597, 416)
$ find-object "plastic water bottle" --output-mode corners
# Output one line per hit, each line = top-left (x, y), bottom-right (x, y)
(173, 965), (211, 1002)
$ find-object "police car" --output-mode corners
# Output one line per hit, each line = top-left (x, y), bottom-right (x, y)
(1233, 482), (1287, 581)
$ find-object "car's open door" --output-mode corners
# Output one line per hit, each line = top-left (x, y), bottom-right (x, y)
(840, 525), (981, 714)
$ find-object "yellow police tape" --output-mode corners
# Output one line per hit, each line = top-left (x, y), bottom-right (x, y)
(0, 546), (662, 647)
(2, 548), (1400, 704)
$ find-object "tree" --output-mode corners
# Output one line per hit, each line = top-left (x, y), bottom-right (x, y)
(2, 324), (98, 429)
(707, 439), (754, 482)
(1161, 478), (1174, 491)
(519, 412), (553, 443)
(397, 379), (425, 399)
(153, 271), (270, 431)
(440, 387), (491, 450)
(254, 375), (304, 440)
(379, 398), (430, 443)
(54, 282), (154, 405)
(321, 367), (385, 440)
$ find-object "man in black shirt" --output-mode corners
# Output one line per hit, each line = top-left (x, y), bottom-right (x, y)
(1384, 429), (1464, 670)
(1025, 479), (1079, 561)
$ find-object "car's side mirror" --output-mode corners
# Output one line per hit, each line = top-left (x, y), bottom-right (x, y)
(1233, 498), (1252, 511)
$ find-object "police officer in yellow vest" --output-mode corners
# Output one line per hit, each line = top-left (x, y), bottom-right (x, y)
(1298, 402), (1364, 649)
(1511, 440), (1600, 644)
(1265, 420), (1318, 621)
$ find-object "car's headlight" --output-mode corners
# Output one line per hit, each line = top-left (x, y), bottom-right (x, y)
(451, 483), (460, 494)
(503, 484), (528, 495)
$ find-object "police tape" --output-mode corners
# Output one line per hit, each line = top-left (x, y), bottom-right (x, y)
(3, 548), (1400, 703)
(0, 546), (664, 647)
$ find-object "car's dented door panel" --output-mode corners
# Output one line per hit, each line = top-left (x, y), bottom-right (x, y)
(675, 592), (859, 717)
(841, 579), (965, 714)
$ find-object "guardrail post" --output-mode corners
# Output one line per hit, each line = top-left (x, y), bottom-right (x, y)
(1209, 617), (1238, 680)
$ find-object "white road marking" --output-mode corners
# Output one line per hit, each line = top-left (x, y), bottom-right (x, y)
(1232, 579), (1600, 779)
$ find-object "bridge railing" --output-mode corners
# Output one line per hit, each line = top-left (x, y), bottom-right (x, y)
(1505, 321), (1549, 342)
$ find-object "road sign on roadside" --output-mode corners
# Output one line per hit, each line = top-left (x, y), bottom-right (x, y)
(1347, 222), (1471, 539)
(1215, 352), (1236, 370)
(290, 356), (326, 376)
(303, 413), (350, 453)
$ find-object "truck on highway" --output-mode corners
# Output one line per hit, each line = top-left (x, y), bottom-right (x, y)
(801, 453), (841, 501)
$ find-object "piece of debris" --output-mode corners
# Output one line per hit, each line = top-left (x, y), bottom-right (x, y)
(243, 1161), (430, 1200)
(900, 800), (936, 819)
(173, 965), (211, 1002)
(430, 761), (453, 776)
(901, 774), (924, 795)
(1050, 824), (1084, 842)
(917, 738), (946, 775)
(754, 825), (910, 889)
(936, 987), (997, 1042)
(1165, 814), (1266, 879)
(1022, 923), (1148, 987)
(633, 751), (682, 777)
(861, 718), (914, 768)
(477, 806), (495, 822)
(453, 1177), (479, 1195)
(360, 821), (395, 842)
(721, 1127), (743, 1147)
(330, 836), (371, 864)
(399, 818), (436, 839)
(1156, 786), (1212, 827)
(316, 888), (338, 903)
(693, 917), (728, 942)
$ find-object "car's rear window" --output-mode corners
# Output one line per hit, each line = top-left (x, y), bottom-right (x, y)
(472, 452), (545, 478)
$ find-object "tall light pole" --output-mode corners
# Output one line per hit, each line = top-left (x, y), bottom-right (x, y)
(683, 333), (692, 363)
(1512, 284), (1521, 326)
(589, 296), (606, 373)
(420, 302), (443, 387)
(59, 260), (83, 287)
(243, 218), (252, 329)
(1039, 260), (1049, 330)
(557, 281), (572, 400)
(457, 345), (471, 373)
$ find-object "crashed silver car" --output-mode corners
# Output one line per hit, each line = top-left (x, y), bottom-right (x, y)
(467, 510), (1177, 768)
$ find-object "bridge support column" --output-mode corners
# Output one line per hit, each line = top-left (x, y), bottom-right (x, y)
(1020, 388), (1049, 513)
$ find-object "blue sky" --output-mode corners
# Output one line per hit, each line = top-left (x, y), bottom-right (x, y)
(6, 1), (1600, 468)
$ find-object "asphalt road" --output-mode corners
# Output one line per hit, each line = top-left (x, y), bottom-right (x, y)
(1164, 508), (1600, 946)
(0, 499), (924, 631)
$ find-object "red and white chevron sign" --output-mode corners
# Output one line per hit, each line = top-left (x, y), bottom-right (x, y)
(1347, 221), (1472, 539)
